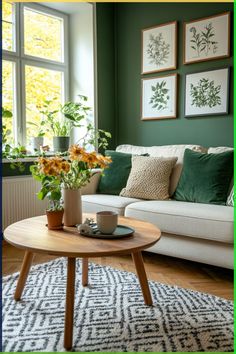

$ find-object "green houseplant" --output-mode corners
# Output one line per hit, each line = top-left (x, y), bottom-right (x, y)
(39, 99), (68, 153)
(2, 108), (13, 149)
(27, 118), (46, 152)
(39, 95), (91, 152)
(2, 107), (28, 172)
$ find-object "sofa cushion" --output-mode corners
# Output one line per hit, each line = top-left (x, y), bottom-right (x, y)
(97, 151), (133, 195)
(116, 144), (205, 196)
(82, 194), (141, 215)
(120, 156), (177, 200)
(174, 149), (233, 205)
(208, 146), (234, 194)
(125, 200), (233, 243)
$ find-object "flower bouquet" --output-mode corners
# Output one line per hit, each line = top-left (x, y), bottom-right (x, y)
(31, 146), (111, 228)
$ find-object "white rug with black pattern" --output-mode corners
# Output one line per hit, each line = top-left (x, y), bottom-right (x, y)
(3, 258), (233, 352)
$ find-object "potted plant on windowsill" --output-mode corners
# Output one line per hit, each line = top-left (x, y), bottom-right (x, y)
(39, 95), (91, 153)
(27, 120), (46, 152)
(38, 99), (67, 153)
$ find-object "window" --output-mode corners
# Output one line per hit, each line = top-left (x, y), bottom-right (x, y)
(23, 7), (64, 62)
(2, 2), (68, 148)
(2, 60), (16, 144)
(25, 65), (64, 146)
(2, 1), (16, 51)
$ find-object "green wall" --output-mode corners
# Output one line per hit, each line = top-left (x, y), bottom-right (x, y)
(96, 4), (116, 149)
(96, 3), (233, 148)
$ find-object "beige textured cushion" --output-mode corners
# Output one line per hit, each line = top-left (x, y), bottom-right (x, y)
(120, 156), (177, 200)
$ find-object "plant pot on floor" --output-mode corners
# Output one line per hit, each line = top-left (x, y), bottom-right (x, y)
(62, 188), (82, 226)
(46, 209), (64, 230)
(53, 136), (70, 153)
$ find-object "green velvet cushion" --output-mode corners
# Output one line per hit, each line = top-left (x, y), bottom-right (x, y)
(97, 150), (133, 195)
(173, 149), (233, 205)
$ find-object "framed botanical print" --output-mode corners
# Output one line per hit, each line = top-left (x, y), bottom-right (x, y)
(141, 73), (177, 120)
(184, 67), (230, 117)
(184, 12), (230, 64)
(142, 21), (177, 74)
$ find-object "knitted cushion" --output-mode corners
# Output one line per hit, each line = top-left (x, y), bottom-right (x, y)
(120, 156), (177, 200)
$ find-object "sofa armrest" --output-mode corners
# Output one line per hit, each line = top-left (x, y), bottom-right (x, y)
(81, 169), (102, 195)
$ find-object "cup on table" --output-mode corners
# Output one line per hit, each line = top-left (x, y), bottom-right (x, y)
(96, 211), (118, 234)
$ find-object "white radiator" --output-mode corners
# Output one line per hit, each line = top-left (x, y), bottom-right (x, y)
(2, 176), (48, 230)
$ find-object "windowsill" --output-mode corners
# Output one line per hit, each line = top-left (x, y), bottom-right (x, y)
(2, 152), (69, 177)
(2, 156), (38, 163)
(2, 151), (68, 163)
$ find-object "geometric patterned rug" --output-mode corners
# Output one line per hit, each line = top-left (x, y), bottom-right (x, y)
(2, 258), (233, 352)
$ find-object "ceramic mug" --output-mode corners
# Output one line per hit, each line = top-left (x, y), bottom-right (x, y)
(96, 211), (118, 234)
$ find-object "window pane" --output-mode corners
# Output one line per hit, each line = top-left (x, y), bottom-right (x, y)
(2, 1), (15, 51)
(25, 65), (64, 147)
(3, 1), (13, 22)
(2, 60), (15, 145)
(24, 8), (63, 62)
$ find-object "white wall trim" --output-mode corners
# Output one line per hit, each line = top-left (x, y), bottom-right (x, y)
(92, 3), (98, 150)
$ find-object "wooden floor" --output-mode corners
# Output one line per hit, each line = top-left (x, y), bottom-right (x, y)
(2, 242), (233, 300)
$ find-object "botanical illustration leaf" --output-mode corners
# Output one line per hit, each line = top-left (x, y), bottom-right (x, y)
(147, 32), (170, 66)
(149, 80), (170, 111)
(190, 77), (222, 108)
(189, 22), (218, 57)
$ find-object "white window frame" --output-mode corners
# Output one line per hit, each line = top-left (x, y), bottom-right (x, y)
(2, 2), (69, 146)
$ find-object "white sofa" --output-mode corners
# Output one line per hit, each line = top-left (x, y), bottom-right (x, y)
(81, 144), (234, 269)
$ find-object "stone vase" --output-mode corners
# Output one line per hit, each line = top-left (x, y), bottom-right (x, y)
(62, 188), (82, 226)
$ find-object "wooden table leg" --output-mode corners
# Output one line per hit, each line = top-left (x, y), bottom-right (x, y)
(14, 251), (34, 301)
(132, 251), (153, 306)
(64, 257), (76, 350)
(82, 258), (88, 286)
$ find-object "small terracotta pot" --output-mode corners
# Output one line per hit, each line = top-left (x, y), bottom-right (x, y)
(46, 209), (64, 230)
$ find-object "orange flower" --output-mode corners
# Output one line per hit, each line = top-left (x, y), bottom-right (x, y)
(48, 167), (57, 176)
(51, 157), (63, 171)
(82, 151), (98, 166)
(69, 145), (86, 161)
(61, 161), (70, 173)
(37, 156), (65, 176)
(38, 157), (48, 166)
(96, 154), (112, 168)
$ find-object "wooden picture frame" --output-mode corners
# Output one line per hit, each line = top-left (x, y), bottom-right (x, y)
(183, 12), (230, 64)
(184, 67), (230, 117)
(141, 73), (177, 120)
(141, 21), (177, 74)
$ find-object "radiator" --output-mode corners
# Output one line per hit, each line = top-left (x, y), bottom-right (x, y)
(2, 176), (48, 230)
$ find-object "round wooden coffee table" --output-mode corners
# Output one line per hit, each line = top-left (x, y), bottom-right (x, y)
(4, 214), (161, 350)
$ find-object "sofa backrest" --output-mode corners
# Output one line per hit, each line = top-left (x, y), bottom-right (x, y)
(208, 146), (234, 154)
(116, 144), (206, 196)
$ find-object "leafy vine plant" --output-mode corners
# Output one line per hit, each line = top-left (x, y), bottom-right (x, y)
(149, 80), (170, 111)
(147, 33), (170, 66)
(190, 78), (221, 108)
(190, 22), (218, 57)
